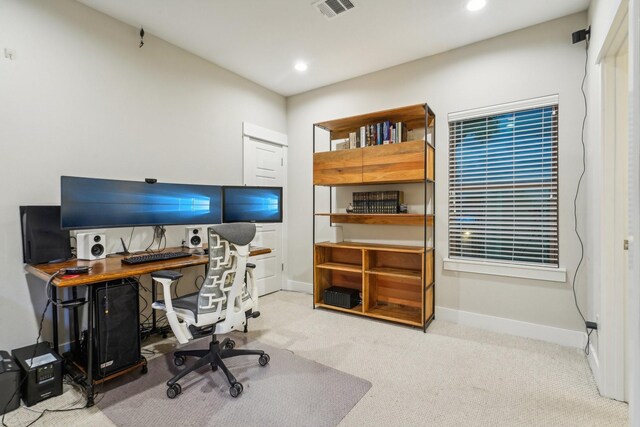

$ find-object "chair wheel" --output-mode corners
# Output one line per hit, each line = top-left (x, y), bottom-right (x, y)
(167, 383), (182, 399)
(174, 355), (186, 366)
(224, 340), (235, 350)
(259, 354), (270, 366)
(141, 364), (148, 374)
(229, 382), (243, 398)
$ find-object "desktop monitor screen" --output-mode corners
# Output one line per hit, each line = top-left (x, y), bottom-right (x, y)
(61, 176), (222, 229)
(222, 186), (283, 223)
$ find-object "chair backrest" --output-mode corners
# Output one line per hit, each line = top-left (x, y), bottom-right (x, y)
(198, 223), (256, 327)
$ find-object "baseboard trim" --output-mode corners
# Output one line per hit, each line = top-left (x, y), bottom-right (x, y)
(435, 306), (587, 349)
(282, 282), (585, 348)
(588, 340), (601, 389)
(285, 280), (313, 294)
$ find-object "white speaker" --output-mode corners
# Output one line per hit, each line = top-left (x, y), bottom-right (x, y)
(77, 233), (106, 260)
(185, 227), (204, 249)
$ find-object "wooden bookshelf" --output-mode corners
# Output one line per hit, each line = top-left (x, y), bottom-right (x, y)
(313, 104), (436, 331)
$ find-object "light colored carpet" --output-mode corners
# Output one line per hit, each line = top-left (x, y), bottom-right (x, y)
(95, 338), (371, 427)
(2, 291), (628, 426)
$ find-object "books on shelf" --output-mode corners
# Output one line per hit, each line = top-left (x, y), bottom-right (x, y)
(349, 132), (357, 149)
(352, 191), (404, 214)
(331, 121), (411, 149)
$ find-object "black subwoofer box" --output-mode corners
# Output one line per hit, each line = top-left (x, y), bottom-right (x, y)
(323, 286), (361, 309)
(82, 279), (141, 378)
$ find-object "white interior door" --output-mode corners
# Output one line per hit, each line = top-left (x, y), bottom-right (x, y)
(597, 9), (631, 401)
(243, 133), (287, 296)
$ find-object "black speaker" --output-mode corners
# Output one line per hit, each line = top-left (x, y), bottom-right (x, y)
(84, 279), (141, 378)
(20, 206), (71, 264)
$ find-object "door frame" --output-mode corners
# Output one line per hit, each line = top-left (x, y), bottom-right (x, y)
(627, 0), (640, 420)
(595, 1), (629, 402)
(242, 122), (288, 292)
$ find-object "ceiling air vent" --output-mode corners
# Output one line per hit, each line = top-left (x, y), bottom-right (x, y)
(313, 0), (355, 20)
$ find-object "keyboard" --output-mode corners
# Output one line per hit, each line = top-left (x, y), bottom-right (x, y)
(121, 251), (192, 265)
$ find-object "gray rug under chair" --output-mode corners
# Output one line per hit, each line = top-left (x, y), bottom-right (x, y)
(96, 335), (372, 427)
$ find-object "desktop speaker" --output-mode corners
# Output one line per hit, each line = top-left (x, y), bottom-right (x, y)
(185, 226), (203, 249)
(81, 279), (141, 379)
(19, 206), (72, 264)
(77, 233), (106, 260)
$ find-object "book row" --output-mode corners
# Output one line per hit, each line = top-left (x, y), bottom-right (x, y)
(335, 121), (409, 149)
(351, 191), (405, 214)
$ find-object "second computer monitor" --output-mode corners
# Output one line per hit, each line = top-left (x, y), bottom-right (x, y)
(222, 186), (283, 223)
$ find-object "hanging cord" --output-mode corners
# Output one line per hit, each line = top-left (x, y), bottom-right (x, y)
(572, 38), (591, 355)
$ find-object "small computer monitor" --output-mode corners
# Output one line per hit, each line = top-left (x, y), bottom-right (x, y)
(222, 186), (283, 223)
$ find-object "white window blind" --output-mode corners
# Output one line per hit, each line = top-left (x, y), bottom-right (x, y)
(448, 102), (559, 267)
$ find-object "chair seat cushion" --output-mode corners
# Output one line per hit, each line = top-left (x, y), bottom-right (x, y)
(157, 292), (199, 319)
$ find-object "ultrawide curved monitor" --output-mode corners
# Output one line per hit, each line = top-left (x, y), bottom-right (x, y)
(61, 176), (222, 230)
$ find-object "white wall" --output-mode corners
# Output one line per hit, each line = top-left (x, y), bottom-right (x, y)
(287, 13), (589, 336)
(0, 0), (286, 350)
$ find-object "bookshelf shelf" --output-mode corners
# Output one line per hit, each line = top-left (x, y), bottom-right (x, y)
(315, 104), (434, 140)
(315, 302), (363, 315)
(316, 261), (362, 273)
(366, 267), (422, 280)
(315, 213), (433, 226)
(313, 104), (436, 331)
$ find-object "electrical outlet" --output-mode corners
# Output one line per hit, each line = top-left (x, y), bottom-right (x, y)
(4, 48), (16, 60)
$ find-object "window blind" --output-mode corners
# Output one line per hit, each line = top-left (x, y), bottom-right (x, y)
(448, 104), (559, 267)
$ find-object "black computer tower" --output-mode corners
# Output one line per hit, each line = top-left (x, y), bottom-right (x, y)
(19, 206), (71, 264)
(83, 279), (141, 378)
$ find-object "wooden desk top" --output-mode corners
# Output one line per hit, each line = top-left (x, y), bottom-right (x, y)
(25, 246), (271, 287)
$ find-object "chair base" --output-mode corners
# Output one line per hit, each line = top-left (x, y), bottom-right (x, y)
(166, 335), (269, 399)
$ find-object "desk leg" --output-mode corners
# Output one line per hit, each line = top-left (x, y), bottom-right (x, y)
(86, 286), (95, 407)
(151, 280), (157, 333)
(51, 286), (59, 352)
(71, 287), (80, 359)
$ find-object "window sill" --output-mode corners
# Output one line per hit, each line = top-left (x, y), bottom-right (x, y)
(443, 258), (567, 283)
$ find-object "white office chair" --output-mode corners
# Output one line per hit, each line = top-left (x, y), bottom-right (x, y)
(151, 223), (269, 399)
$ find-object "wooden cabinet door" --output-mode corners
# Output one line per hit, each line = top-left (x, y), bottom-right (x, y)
(362, 140), (425, 183)
(313, 149), (362, 185)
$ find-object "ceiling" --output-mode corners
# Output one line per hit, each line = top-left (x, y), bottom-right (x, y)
(76, 0), (590, 97)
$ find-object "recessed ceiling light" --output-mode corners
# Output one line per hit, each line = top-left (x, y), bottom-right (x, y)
(294, 61), (308, 72)
(466, 0), (486, 11)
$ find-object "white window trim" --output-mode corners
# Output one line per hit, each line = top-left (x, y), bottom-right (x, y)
(448, 94), (559, 122)
(447, 94), (562, 275)
(443, 257), (567, 283)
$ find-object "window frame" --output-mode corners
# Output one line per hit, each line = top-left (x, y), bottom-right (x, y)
(444, 95), (566, 282)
